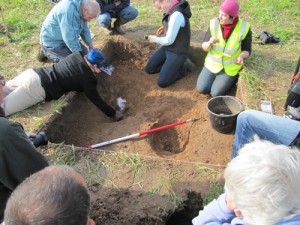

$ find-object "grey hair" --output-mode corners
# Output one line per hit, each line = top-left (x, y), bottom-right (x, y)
(81, 0), (100, 16)
(4, 165), (90, 225)
(225, 136), (300, 225)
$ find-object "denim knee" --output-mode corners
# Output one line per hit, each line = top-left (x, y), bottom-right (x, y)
(196, 84), (210, 94)
(97, 15), (111, 27)
(125, 8), (138, 21)
(120, 7), (139, 22)
(157, 81), (169, 88)
(210, 89), (224, 97)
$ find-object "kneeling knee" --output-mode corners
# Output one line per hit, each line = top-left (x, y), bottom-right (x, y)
(157, 80), (169, 88)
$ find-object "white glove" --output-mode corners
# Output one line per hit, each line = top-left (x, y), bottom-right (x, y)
(113, 110), (124, 121)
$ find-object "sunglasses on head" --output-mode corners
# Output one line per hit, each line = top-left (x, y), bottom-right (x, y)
(0, 80), (6, 86)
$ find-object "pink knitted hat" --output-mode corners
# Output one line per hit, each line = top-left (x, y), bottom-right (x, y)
(220, 0), (240, 17)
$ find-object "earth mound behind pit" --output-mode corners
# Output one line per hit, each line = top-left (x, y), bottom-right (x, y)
(45, 38), (235, 165)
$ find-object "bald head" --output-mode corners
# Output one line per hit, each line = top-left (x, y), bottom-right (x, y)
(4, 165), (91, 225)
(81, 0), (100, 21)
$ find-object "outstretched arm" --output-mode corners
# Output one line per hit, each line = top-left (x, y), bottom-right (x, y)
(83, 79), (116, 118)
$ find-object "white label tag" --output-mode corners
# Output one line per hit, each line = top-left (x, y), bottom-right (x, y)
(261, 100), (273, 114)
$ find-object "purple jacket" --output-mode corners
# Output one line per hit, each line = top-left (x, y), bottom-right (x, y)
(192, 193), (300, 225)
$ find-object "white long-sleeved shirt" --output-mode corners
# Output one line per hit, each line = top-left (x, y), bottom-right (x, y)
(154, 11), (185, 46)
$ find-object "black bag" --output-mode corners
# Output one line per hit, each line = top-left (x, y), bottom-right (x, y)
(259, 31), (280, 44)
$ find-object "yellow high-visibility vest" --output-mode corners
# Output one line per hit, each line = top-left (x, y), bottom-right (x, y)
(205, 18), (250, 76)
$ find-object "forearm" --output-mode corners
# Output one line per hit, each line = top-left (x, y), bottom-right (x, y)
(80, 24), (93, 48)
(84, 87), (116, 117)
(151, 12), (183, 46)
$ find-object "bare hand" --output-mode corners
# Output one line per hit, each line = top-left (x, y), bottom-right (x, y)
(26, 132), (37, 138)
(156, 26), (164, 36)
(209, 37), (219, 45)
(235, 56), (244, 65)
(114, 0), (121, 6)
(92, 64), (102, 73)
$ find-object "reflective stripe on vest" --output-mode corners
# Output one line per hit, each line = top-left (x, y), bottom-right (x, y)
(205, 18), (250, 76)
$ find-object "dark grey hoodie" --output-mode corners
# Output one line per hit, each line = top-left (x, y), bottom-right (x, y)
(163, 0), (192, 54)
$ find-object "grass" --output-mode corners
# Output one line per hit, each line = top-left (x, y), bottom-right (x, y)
(0, 0), (299, 215)
(202, 182), (224, 205)
(51, 143), (77, 166)
(0, 0), (299, 123)
(50, 96), (68, 114)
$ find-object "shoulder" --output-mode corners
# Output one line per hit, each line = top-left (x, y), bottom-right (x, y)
(64, 52), (86, 64)
(0, 117), (15, 128)
(0, 118), (23, 135)
(170, 11), (184, 22)
(239, 19), (251, 28)
(55, 0), (79, 16)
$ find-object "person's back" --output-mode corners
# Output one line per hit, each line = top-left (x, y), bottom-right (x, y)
(0, 76), (49, 222)
(4, 166), (95, 225)
(0, 116), (49, 222)
(34, 51), (95, 100)
(40, 0), (83, 49)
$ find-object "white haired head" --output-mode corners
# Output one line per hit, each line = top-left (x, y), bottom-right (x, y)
(225, 136), (300, 225)
(81, 0), (100, 21)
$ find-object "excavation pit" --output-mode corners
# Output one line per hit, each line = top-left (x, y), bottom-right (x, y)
(45, 39), (234, 164)
(43, 38), (235, 225)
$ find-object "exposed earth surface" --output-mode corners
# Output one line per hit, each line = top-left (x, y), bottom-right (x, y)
(43, 32), (240, 225)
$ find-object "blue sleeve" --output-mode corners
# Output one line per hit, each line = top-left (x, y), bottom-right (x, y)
(80, 22), (93, 48)
(58, 4), (83, 52)
(192, 193), (236, 225)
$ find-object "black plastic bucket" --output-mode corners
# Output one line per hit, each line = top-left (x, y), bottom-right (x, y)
(206, 96), (244, 133)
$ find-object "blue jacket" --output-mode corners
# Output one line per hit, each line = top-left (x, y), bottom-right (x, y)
(40, 0), (93, 52)
(192, 193), (300, 225)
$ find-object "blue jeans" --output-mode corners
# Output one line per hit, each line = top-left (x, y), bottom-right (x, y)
(145, 47), (187, 88)
(196, 66), (238, 97)
(97, 6), (138, 27)
(231, 110), (300, 158)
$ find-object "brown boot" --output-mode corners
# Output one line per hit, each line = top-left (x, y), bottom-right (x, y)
(113, 18), (126, 35)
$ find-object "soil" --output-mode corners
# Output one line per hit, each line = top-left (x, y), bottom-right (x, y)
(44, 32), (240, 224)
